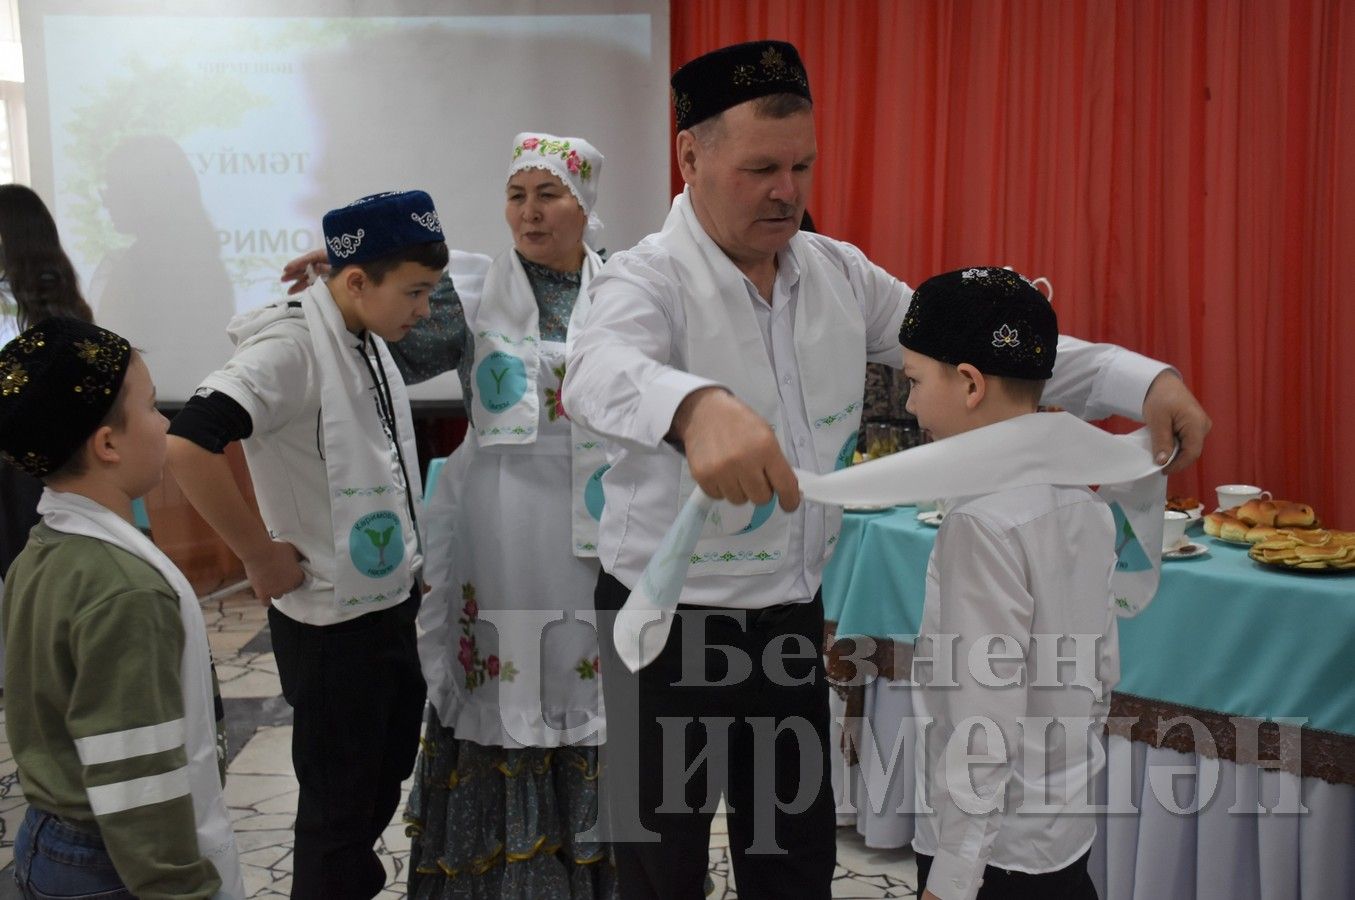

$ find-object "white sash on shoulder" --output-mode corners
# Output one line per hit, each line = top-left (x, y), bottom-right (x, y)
(301, 280), (422, 609)
(658, 188), (866, 575)
(465, 247), (610, 557)
(38, 489), (245, 899)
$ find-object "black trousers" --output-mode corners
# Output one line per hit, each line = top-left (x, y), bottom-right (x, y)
(595, 571), (836, 900)
(269, 591), (426, 900)
(916, 849), (1099, 900)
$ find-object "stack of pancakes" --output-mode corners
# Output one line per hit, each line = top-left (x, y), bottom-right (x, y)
(1249, 529), (1355, 572)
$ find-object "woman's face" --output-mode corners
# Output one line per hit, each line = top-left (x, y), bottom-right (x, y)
(504, 168), (588, 272)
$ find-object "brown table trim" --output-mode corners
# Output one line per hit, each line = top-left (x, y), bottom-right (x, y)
(824, 625), (1355, 786)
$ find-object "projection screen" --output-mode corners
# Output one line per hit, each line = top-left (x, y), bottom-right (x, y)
(19, 0), (671, 402)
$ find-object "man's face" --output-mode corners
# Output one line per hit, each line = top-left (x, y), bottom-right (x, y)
(684, 103), (817, 269)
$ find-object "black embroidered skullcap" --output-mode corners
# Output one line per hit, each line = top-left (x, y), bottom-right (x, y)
(322, 189), (445, 269)
(899, 267), (1058, 380)
(0, 317), (132, 477)
(671, 40), (812, 131)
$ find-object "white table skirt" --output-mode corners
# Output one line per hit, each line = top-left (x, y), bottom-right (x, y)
(828, 677), (1355, 899)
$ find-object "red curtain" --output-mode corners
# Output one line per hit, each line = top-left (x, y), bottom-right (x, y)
(671, 0), (1355, 526)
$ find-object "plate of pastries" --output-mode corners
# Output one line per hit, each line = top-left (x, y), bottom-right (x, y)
(1166, 496), (1205, 518)
(1203, 500), (1355, 573)
(1204, 499), (1318, 544)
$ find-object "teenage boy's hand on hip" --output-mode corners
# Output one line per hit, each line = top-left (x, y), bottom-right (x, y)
(670, 387), (801, 512)
(243, 540), (305, 606)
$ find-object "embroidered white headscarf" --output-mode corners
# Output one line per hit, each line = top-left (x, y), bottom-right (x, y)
(507, 132), (605, 243)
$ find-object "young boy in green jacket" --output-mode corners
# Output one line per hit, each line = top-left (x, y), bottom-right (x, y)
(0, 318), (243, 898)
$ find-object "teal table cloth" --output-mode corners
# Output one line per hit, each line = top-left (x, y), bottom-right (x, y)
(822, 507), (1355, 737)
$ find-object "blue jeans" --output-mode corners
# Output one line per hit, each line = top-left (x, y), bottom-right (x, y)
(12, 807), (132, 900)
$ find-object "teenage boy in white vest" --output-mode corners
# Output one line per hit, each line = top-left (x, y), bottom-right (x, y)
(166, 191), (447, 900)
(900, 269), (1112, 900)
(0, 318), (244, 899)
(562, 41), (1211, 900)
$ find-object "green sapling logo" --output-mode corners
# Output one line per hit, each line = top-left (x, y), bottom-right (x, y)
(349, 510), (404, 578)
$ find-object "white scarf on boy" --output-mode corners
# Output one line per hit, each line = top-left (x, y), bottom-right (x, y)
(301, 280), (422, 610)
(617, 413), (1168, 672)
(38, 489), (245, 899)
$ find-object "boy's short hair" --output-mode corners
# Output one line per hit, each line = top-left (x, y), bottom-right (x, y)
(347, 240), (450, 285)
(900, 267), (1058, 381)
(322, 189), (447, 272)
(0, 318), (132, 478)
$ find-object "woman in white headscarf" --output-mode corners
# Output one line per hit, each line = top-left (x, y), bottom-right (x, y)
(283, 133), (615, 899)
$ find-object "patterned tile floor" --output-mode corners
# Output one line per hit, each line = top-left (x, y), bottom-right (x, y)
(0, 591), (919, 898)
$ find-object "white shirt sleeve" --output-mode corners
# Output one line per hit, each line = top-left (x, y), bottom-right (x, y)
(1043, 337), (1173, 422)
(198, 330), (313, 437)
(563, 258), (722, 453)
(923, 512), (1033, 900)
(819, 236), (911, 367)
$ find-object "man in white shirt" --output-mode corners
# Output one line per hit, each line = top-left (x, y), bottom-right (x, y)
(901, 268), (1112, 900)
(563, 41), (1210, 900)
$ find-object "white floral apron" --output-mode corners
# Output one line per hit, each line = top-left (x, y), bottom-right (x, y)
(419, 336), (604, 748)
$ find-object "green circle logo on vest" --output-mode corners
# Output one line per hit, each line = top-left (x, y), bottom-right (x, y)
(585, 463), (611, 521)
(738, 496), (777, 534)
(835, 431), (859, 470)
(476, 351), (528, 413)
(349, 510), (405, 579)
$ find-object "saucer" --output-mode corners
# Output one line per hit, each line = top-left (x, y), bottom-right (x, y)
(1163, 541), (1209, 560)
(916, 510), (944, 528)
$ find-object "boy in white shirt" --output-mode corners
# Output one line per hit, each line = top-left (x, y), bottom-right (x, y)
(167, 191), (447, 899)
(902, 268), (1115, 900)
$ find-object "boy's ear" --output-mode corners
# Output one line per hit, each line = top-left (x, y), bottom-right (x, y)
(341, 265), (367, 294)
(956, 363), (987, 409)
(88, 423), (120, 465)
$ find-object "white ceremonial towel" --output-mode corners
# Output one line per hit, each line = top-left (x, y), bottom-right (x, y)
(615, 412), (1167, 671)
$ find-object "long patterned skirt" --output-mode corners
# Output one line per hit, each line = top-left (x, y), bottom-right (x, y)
(405, 708), (618, 900)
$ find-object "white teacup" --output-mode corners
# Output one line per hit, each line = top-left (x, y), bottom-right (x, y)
(1216, 484), (1271, 511)
(1162, 510), (1191, 551)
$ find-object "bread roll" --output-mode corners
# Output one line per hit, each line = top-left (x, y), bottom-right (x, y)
(1236, 499), (1277, 527)
(1274, 502), (1317, 528)
(1245, 525), (1281, 544)
(1203, 512), (1227, 537)
(1219, 518), (1250, 542)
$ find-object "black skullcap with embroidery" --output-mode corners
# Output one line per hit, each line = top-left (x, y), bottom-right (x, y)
(899, 267), (1058, 380)
(0, 317), (132, 477)
(671, 40), (812, 131)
